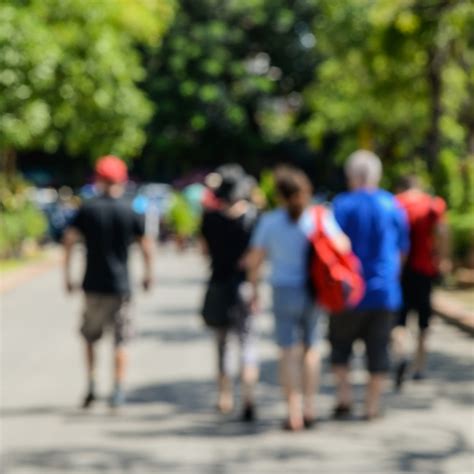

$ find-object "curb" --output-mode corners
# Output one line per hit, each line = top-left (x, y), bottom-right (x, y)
(432, 290), (474, 337)
(0, 248), (62, 295)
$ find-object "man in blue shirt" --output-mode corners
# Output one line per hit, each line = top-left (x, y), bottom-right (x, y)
(331, 150), (409, 420)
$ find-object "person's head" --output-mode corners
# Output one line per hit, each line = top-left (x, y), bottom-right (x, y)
(395, 174), (421, 193)
(212, 163), (255, 207)
(274, 165), (312, 220)
(345, 150), (382, 190)
(94, 155), (128, 196)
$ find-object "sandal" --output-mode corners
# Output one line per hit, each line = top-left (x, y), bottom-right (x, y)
(282, 418), (304, 432)
(333, 403), (352, 420)
(303, 416), (316, 429)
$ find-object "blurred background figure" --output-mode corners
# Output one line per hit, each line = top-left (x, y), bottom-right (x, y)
(245, 166), (346, 431)
(63, 156), (154, 410)
(392, 175), (451, 389)
(200, 165), (259, 421)
(331, 150), (409, 420)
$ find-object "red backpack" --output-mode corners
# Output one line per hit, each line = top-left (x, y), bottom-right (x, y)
(308, 206), (365, 313)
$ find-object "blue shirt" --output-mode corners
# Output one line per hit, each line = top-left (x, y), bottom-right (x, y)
(333, 189), (409, 311)
(251, 207), (341, 288)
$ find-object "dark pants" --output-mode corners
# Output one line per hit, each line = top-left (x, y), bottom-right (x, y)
(397, 267), (434, 330)
(329, 310), (393, 373)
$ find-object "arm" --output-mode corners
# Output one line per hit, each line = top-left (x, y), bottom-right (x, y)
(198, 236), (209, 256)
(435, 220), (452, 275)
(242, 247), (266, 313)
(63, 227), (80, 293)
(138, 235), (154, 291)
(396, 205), (410, 266)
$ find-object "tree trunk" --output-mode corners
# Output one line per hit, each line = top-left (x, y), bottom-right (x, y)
(426, 48), (442, 172)
(0, 148), (17, 176)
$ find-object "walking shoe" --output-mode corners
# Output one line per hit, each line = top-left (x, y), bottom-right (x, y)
(412, 371), (426, 381)
(394, 360), (408, 392)
(82, 391), (96, 409)
(109, 388), (125, 409)
(332, 403), (352, 420)
(241, 404), (256, 423)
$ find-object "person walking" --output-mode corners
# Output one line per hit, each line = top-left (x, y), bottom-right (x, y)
(245, 166), (348, 431)
(200, 167), (259, 421)
(393, 175), (450, 388)
(63, 155), (153, 409)
(331, 150), (409, 420)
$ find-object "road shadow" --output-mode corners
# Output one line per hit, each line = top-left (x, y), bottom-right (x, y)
(4, 444), (326, 473)
(3, 447), (176, 473)
(154, 276), (205, 288)
(395, 430), (469, 474)
(138, 325), (210, 344)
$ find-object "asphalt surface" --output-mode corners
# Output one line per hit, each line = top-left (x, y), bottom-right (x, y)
(1, 246), (473, 473)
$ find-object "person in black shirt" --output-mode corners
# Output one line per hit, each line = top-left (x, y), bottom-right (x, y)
(200, 166), (259, 422)
(63, 156), (153, 409)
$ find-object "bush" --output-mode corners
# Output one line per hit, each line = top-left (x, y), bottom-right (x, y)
(165, 192), (200, 238)
(449, 211), (474, 264)
(0, 174), (47, 257)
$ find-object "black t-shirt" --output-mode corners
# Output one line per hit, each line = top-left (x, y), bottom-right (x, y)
(71, 195), (145, 295)
(201, 206), (258, 282)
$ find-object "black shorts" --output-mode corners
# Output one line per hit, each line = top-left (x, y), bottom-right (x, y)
(397, 267), (434, 330)
(329, 310), (393, 373)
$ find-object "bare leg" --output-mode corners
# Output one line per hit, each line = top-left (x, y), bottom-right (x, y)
(391, 325), (410, 390)
(85, 342), (95, 382)
(333, 365), (352, 407)
(82, 342), (96, 408)
(216, 329), (234, 413)
(413, 329), (428, 375)
(302, 346), (320, 420)
(217, 374), (234, 413)
(279, 347), (304, 431)
(114, 346), (127, 386)
(365, 373), (385, 417)
(391, 326), (409, 363)
(241, 365), (259, 407)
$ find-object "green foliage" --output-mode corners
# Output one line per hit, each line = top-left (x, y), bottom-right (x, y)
(303, 0), (474, 169)
(0, 174), (47, 256)
(165, 192), (200, 237)
(142, 0), (320, 172)
(0, 0), (174, 161)
(259, 169), (277, 209)
(449, 211), (474, 262)
(433, 150), (464, 210)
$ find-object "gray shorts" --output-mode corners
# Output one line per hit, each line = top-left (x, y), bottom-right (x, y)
(272, 286), (324, 348)
(81, 293), (133, 346)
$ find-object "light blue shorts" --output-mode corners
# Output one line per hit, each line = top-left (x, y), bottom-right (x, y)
(272, 286), (324, 348)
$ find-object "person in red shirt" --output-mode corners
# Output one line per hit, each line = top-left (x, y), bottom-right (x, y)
(393, 175), (451, 388)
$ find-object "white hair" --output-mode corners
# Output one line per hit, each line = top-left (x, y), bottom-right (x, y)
(345, 149), (382, 187)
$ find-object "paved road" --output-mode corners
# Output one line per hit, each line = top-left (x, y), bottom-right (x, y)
(1, 246), (473, 473)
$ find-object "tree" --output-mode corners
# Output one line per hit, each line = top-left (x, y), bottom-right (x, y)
(0, 0), (174, 171)
(141, 0), (320, 177)
(303, 0), (474, 171)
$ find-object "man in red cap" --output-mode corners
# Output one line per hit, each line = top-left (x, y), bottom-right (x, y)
(63, 155), (153, 409)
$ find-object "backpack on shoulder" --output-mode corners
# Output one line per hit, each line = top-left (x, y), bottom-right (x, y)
(308, 205), (365, 313)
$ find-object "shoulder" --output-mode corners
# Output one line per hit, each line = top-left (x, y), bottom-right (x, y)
(432, 196), (447, 215)
(332, 192), (351, 207)
(375, 190), (399, 211)
(258, 208), (285, 227)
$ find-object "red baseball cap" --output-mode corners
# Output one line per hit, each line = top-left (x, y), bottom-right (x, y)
(95, 155), (128, 184)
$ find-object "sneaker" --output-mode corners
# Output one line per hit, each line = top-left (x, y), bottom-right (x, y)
(82, 391), (96, 409)
(412, 371), (426, 381)
(241, 404), (256, 423)
(109, 388), (125, 409)
(333, 403), (352, 420)
(394, 361), (408, 392)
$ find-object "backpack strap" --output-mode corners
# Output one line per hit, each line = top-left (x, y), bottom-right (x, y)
(313, 205), (325, 238)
